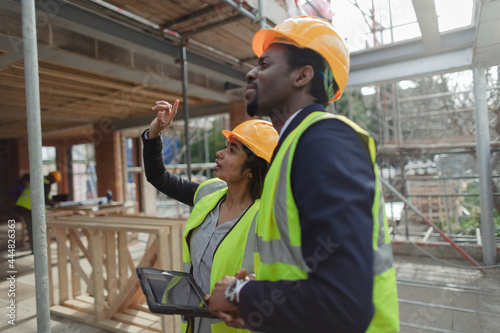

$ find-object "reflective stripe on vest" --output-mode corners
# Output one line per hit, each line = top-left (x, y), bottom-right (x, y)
(182, 178), (227, 274)
(181, 178), (256, 333)
(15, 185), (31, 210)
(255, 112), (400, 332)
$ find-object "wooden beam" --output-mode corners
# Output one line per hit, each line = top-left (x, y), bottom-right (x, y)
(105, 231), (118, 310)
(118, 231), (129, 289)
(107, 235), (158, 316)
(70, 232), (82, 298)
(55, 228), (69, 304)
(89, 228), (106, 321)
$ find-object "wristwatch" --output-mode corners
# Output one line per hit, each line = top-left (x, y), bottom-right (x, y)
(225, 279), (245, 306)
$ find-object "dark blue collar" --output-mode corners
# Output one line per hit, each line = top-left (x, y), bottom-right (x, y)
(271, 103), (326, 162)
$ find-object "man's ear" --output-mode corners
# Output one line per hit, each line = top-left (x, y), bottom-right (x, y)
(293, 65), (314, 88)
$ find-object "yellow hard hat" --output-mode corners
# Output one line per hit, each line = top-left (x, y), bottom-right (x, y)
(222, 119), (278, 163)
(252, 16), (349, 102)
(49, 171), (62, 183)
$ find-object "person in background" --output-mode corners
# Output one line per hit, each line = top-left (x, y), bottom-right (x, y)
(142, 99), (278, 333)
(9, 173), (30, 214)
(44, 170), (62, 207)
(15, 170), (62, 253)
(207, 16), (400, 333)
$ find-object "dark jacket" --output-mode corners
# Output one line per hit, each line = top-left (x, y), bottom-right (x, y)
(239, 104), (375, 333)
(141, 130), (200, 205)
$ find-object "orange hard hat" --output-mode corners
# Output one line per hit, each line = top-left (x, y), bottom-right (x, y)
(252, 16), (349, 102)
(222, 119), (278, 163)
(49, 171), (62, 183)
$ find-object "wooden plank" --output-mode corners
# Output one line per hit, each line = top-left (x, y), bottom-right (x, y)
(53, 228), (93, 289)
(51, 304), (96, 323)
(54, 228), (69, 304)
(129, 288), (147, 310)
(112, 312), (162, 332)
(48, 220), (168, 233)
(171, 225), (183, 271)
(75, 294), (96, 304)
(422, 227), (434, 243)
(62, 298), (94, 313)
(52, 214), (186, 226)
(108, 236), (158, 317)
(118, 252), (158, 312)
(118, 231), (129, 289)
(106, 231), (118, 309)
(68, 228), (91, 263)
(51, 304), (159, 333)
(123, 307), (162, 322)
(134, 303), (150, 313)
(126, 244), (136, 275)
(70, 231), (81, 298)
(160, 226), (182, 331)
(89, 228), (106, 321)
(99, 318), (160, 333)
(157, 231), (170, 270)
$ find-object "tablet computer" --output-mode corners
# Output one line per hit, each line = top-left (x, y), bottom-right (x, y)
(136, 266), (216, 318)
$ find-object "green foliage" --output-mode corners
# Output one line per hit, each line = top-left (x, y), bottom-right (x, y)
(336, 89), (379, 138)
(321, 68), (335, 101)
(458, 207), (500, 238)
(433, 181), (500, 237)
(434, 209), (500, 238)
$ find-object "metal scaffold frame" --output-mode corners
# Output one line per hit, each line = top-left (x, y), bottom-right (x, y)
(352, 69), (500, 267)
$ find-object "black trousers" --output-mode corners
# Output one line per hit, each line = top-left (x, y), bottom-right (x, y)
(14, 206), (33, 253)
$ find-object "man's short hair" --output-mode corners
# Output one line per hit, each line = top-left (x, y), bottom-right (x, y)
(283, 44), (339, 107)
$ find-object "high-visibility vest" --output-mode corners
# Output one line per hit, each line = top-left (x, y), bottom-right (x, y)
(254, 112), (400, 332)
(15, 185), (31, 210)
(15, 177), (52, 211)
(182, 178), (257, 333)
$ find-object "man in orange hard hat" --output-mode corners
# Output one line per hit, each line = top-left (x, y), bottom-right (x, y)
(208, 16), (400, 332)
(15, 170), (61, 253)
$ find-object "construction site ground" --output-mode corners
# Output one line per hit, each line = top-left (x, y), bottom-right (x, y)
(0, 221), (499, 333)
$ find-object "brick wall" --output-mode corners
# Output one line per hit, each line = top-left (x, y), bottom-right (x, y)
(94, 124), (123, 202)
(17, 138), (30, 176)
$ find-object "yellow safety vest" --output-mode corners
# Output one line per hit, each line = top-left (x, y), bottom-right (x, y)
(182, 178), (257, 333)
(16, 178), (52, 211)
(254, 112), (400, 332)
(15, 185), (31, 210)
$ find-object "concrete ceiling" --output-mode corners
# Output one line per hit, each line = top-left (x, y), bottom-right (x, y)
(0, 0), (498, 141)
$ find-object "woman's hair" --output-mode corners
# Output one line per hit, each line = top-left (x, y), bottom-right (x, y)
(283, 44), (339, 107)
(240, 145), (269, 200)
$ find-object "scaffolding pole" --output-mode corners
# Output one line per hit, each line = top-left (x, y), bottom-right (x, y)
(21, 0), (51, 331)
(258, 0), (266, 29)
(222, 0), (269, 28)
(473, 64), (497, 265)
(181, 44), (192, 181)
(381, 178), (486, 274)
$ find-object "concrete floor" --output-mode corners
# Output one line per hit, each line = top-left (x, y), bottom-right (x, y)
(394, 255), (500, 332)
(0, 221), (499, 333)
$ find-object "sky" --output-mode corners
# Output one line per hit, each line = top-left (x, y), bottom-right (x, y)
(294, 0), (475, 52)
(292, 0), (477, 95)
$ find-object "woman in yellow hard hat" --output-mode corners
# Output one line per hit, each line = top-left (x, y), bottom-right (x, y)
(141, 99), (278, 333)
